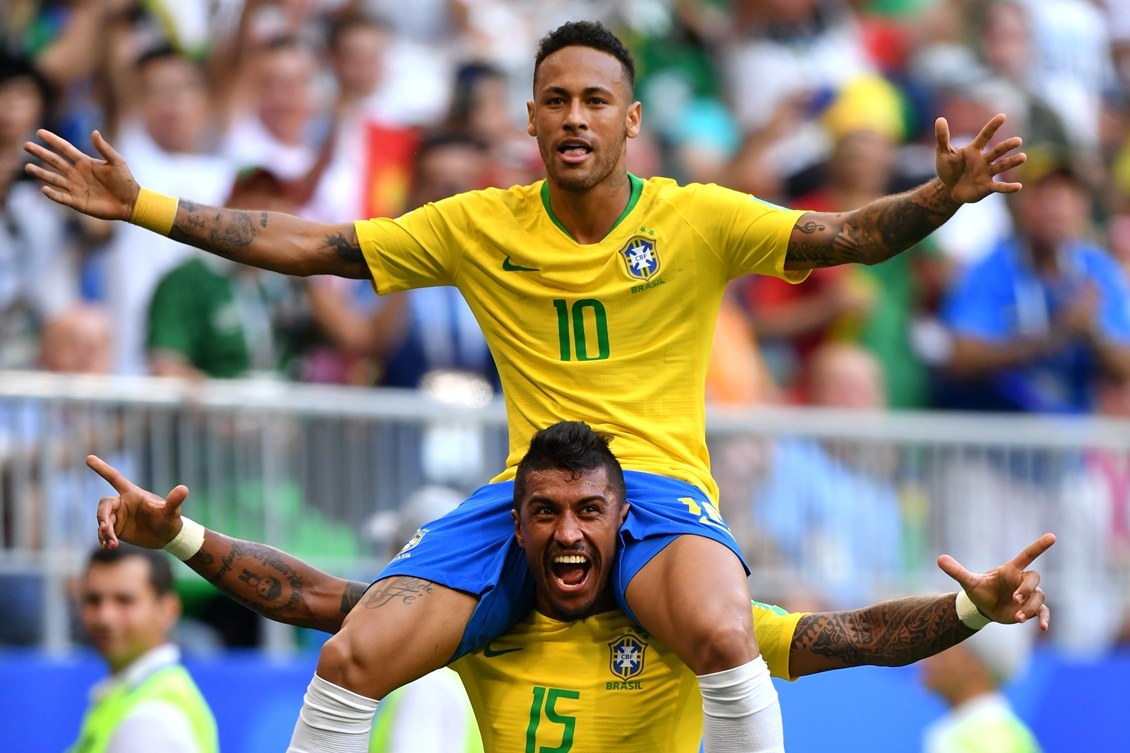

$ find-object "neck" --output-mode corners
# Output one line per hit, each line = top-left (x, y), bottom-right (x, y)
(545, 170), (632, 244)
(1027, 238), (1062, 276)
(945, 682), (995, 709)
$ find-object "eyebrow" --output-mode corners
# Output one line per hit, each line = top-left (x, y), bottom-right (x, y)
(541, 85), (616, 98)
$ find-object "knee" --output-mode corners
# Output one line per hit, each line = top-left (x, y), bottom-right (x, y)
(317, 631), (378, 695)
(682, 605), (757, 674)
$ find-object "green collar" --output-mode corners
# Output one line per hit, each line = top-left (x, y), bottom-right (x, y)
(540, 173), (643, 242)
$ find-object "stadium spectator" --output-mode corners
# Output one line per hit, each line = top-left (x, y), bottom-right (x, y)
(972, 0), (1072, 154)
(0, 53), (79, 371)
(938, 148), (1130, 414)
(69, 544), (218, 753)
(101, 46), (235, 375)
(444, 61), (542, 188)
(146, 166), (309, 381)
(919, 622), (1042, 753)
(222, 37), (326, 188)
(719, 0), (877, 199)
(747, 343), (904, 607)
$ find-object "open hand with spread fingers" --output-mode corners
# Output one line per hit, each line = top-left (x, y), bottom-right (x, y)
(23, 129), (141, 221)
(935, 113), (1027, 205)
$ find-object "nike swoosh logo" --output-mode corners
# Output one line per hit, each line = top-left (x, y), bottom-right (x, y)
(502, 256), (540, 272)
(483, 643), (524, 657)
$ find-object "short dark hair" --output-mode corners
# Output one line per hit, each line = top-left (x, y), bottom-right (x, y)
(0, 52), (55, 114)
(416, 128), (489, 163)
(513, 421), (626, 508)
(327, 11), (387, 52)
(88, 544), (175, 597)
(533, 21), (635, 94)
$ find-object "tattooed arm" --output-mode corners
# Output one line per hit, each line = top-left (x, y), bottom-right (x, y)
(786, 533), (1055, 677)
(788, 594), (974, 676)
(24, 129), (368, 279)
(183, 531), (366, 632)
(783, 114), (1026, 270)
(87, 455), (367, 633)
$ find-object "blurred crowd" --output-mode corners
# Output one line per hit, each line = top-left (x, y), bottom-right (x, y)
(2, 0), (1129, 410)
(3, 0), (1130, 647)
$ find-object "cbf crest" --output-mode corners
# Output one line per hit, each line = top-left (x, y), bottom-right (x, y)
(620, 236), (660, 280)
(393, 527), (427, 561)
(608, 633), (647, 680)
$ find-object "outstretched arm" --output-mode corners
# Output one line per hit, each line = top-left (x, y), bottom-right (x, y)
(786, 532), (1055, 677)
(784, 114), (1026, 270)
(24, 130), (369, 279)
(88, 456), (367, 633)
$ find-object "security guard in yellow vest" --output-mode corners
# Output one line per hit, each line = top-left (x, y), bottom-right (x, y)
(69, 544), (217, 753)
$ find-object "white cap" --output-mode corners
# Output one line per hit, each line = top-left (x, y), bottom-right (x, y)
(365, 484), (465, 552)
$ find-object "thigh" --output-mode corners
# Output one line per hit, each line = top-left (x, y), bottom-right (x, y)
(376, 479), (536, 659)
(613, 471), (749, 619)
(615, 471), (757, 673)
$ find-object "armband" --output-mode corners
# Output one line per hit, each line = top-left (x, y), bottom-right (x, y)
(130, 187), (179, 235)
(163, 517), (205, 561)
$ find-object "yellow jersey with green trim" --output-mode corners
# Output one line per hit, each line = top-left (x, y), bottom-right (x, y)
(451, 602), (805, 753)
(355, 177), (806, 501)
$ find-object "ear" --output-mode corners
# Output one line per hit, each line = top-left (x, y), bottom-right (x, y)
(160, 593), (181, 632)
(527, 100), (537, 138)
(625, 101), (642, 140)
(618, 501), (630, 526)
(512, 508), (524, 547)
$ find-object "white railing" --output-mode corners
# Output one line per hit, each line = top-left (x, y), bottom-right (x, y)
(2, 371), (1127, 656)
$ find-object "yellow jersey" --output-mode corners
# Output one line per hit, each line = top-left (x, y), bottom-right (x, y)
(452, 602), (804, 753)
(356, 177), (806, 502)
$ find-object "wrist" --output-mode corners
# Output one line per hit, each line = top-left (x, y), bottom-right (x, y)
(163, 517), (205, 561)
(955, 590), (991, 630)
(130, 187), (179, 235)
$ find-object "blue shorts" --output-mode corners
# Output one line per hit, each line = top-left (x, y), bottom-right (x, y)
(376, 469), (748, 660)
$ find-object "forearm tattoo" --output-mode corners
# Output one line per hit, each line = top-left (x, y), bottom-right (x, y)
(787, 179), (960, 268)
(170, 200), (256, 258)
(792, 595), (975, 671)
(190, 541), (309, 625)
(323, 230), (364, 266)
(361, 577), (435, 609)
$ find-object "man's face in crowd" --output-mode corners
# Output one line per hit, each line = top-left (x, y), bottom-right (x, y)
(513, 466), (627, 621)
(527, 45), (640, 193)
(79, 556), (177, 672)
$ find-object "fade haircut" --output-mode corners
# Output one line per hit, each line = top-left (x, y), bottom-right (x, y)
(533, 21), (635, 95)
(88, 543), (175, 597)
(513, 421), (626, 508)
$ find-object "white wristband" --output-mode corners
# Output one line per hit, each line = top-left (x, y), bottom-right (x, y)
(955, 590), (991, 630)
(163, 517), (205, 561)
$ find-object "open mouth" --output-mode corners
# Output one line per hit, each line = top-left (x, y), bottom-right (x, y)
(551, 553), (592, 590)
(557, 140), (592, 164)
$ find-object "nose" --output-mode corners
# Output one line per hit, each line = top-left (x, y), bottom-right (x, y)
(564, 98), (587, 132)
(554, 511), (583, 546)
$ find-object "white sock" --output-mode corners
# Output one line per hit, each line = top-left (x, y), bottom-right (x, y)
(287, 674), (379, 753)
(697, 656), (785, 753)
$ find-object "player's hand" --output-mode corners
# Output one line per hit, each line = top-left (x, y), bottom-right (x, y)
(937, 532), (1055, 631)
(87, 455), (190, 550)
(23, 130), (140, 221)
(935, 113), (1026, 204)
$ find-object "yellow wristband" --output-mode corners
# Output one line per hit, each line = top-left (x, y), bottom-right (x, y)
(129, 187), (179, 235)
